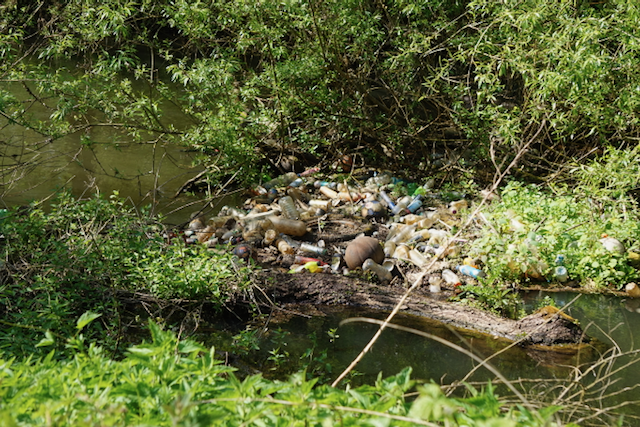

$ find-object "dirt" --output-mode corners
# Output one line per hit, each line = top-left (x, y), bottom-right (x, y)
(244, 214), (594, 353)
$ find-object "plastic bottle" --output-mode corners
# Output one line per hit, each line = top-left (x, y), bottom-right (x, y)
(553, 255), (568, 282)
(362, 259), (393, 283)
(383, 240), (396, 257)
(457, 265), (486, 279)
(300, 242), (327, 256)
(309, 199), (331, 210)
(319, 186), (339, 199)
(407, 229), (431, 244)
(278, 196), (300, 220)
(262, 228), (277, 246)
(392, 244), (411, 260)
(263, 172), (299, 190)
(442, 269), (461, 286)
(428, 276), (442, 293)
(314, 180), (338, 190)
(288, 177), (304, 188)
(406, 195), (423, 213)
(391, 196), (412, 215)
(389, 224), (417, 245)
(402, 214), (421, 225)
(276, 238), (295, 255)
(378, 190), (396, 209)
(267, 216), (308, 237)
(409, 249), (430, 267)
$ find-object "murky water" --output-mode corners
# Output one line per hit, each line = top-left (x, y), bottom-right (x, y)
(197, 293), (640, 423)
(0, 80), (222, 225)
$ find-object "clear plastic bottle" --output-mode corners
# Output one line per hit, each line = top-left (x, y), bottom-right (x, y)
(378, 190), (396, 209)
(300, 242), (327, 256)
(278, 196), (300, 220)
(389, 224), (417, 245)
(362, 259), (393, 283)
(409, 249), (430, 267)
(391, 196), (412, 215)
(267, 216), (308, 237)
(263, 172), (299, 190)
(319, 186), (339, 199)
(457, 264), (485, 279)
(383, 240), (396, 257)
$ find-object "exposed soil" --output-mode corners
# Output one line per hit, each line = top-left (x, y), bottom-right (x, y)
(246, 214), (594, 353)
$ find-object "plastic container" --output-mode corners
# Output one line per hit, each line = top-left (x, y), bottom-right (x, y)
(267, 216), (308, 237)
(428, 276), (442, 293)
(457, 265), (486, 279)
(389, 224), (417, 245)
(278, 196), (300, 220)
(263, 229), (277, 246)
(362, 259), (393, 283)
(276, 238), (295, 255)
(300, 242), (327, 256)
(383, 241), (396, 258)
(378, 190), (396, 209)
(319, 186), (339, 199)
(442, 269), (461, 286)
(406, 195), (423, 213)
(409, 249), (430, 267)
(263, 172), (299, 190)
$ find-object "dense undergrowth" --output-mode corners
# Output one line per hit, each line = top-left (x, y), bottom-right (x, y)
(0, 191), (252, 359)
(0, 320), (566, 426)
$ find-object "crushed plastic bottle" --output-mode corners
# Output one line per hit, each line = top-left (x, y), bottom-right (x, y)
(456, 264), (486, 279)
(442, 269), (461, 286)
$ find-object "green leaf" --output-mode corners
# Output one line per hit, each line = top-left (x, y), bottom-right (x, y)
(76, 311), (102, 331)
(35, 331), (55, 347)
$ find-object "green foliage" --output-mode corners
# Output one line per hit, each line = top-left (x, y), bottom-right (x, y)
(469, 176), (640, 289)
(0, 190), (251, 358)
(0, 321), (561, 426)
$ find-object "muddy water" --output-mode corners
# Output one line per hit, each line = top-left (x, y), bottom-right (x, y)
(0, 80), (225, 225)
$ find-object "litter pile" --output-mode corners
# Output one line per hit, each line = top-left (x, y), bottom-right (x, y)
(182, 169), (488, 293)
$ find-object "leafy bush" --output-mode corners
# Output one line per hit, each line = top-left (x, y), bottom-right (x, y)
(0, 191), (251, 358)
(469, 178), (639, 289)
(0, 320), (563, 426)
